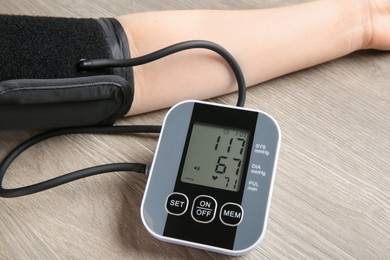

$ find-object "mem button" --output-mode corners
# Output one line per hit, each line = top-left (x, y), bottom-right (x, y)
(165, 193), (189, 216)
(191, 195), (217, 223)
(220, 203), (244, 226)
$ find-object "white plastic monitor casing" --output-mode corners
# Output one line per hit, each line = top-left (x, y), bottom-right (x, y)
(141, 100), (281, 256)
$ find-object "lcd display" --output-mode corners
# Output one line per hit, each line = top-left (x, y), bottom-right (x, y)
(181, 122), (250, 192)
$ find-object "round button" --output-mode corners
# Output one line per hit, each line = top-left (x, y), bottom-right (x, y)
(191, 195), (217, 223)
(219, 203), (244, 226)
(165, 193), (189, 216)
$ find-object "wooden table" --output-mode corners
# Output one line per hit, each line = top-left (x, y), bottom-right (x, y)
(1, 0), (389, 258)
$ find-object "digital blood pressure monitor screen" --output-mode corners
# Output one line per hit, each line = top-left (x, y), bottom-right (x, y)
(141, 101), (281, 256)
(181, 122), (250, 192)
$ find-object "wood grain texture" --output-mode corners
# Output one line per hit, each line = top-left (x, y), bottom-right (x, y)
(1, 0), (389, 259)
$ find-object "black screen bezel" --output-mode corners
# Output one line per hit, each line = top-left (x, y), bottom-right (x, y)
(163, 103), (258, 249)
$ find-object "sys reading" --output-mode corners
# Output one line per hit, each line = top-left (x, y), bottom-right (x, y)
(181, 122), (250, 192)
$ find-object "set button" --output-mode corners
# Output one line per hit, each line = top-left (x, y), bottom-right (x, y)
(165, 192), (189, 216)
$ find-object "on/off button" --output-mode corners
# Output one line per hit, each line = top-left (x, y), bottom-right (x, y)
(165, 193), (189, 216)
(191, 195), (217, 223)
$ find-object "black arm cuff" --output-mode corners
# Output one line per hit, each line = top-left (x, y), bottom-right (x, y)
(0, 15), (133, 129)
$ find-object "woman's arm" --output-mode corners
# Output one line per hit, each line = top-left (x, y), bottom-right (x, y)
(116, 0), (390, 116)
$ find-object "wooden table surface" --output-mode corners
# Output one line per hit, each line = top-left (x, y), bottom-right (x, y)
(1, 0), (389, 259)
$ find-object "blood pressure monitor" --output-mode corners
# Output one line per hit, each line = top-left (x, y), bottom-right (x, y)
(141, 100), (281, 255)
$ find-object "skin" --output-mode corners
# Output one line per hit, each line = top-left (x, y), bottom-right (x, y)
(115, 0), (390, 116)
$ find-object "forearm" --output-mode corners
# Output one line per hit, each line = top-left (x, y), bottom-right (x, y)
(117, 0), (372, 115)
(235, 0), (369, 85)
